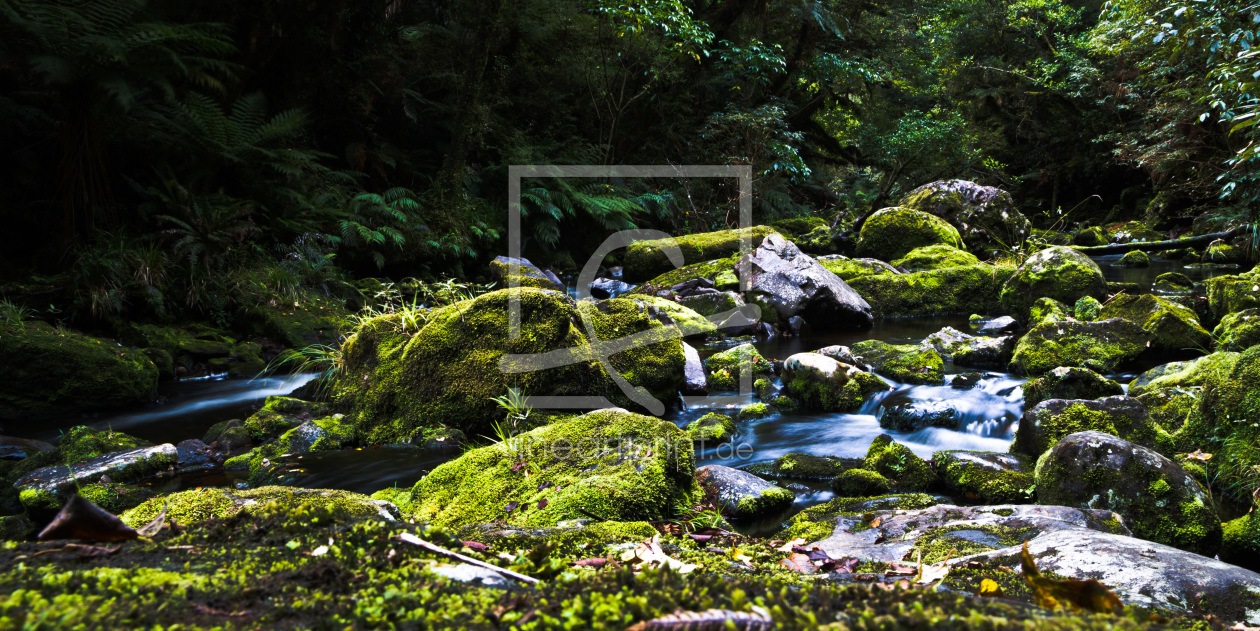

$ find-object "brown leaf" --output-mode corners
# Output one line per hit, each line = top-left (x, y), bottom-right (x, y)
(537, 498), (548, 510)
(868, 517), (882, 529)
(462, 541), (490, 552)
(779, 552), (816, 574)
(885, 563), (917, 577)
(136, 501), (168, 538)
(572, 557), (607, 568)
(1022, 542), (1121, 613)
(915, 548), (954, 584)
(504, 501), (519, 513)
(38, 494), (138, 542)
(775, 538), (806, 553)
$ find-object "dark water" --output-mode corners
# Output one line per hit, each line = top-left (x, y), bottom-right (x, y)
(1092, 254), (1236, 289)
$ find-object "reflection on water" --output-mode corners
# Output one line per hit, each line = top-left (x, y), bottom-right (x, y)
(1092, 254), (1233, 289)
(262, 447), (450, 495)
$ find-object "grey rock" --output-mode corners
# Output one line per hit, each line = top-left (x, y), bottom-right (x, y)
(695, 464), (794, 519)
(588, 277), (635, 299)
(1014, 396), (1158, 457)
(679, 291), (744, 317)
(0, 436), (55, 460)
(427, 563), (511, 588)
(740, 233), (873, 329)
(952, 335), (1016, 369)
(815, 345), (866, 369)
(975, 315), (1018, 335)
(175, 439), (222, 473)
(922, 327), (973, 358)
(14, 444), (177, 497)
(682, 342), (708, 395)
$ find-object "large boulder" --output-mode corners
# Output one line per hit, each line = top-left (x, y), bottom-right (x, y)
(695, 464), (794, 519)
(739, 233), (873, 329)
(999, 246), (1107, 322)
(332, 288), (687, 443)
(489, 256), (563, 291)
(1008, 318), (1150, 376)
(1099, 293), (1211, 353)
(1205, 269), (1260, 321)
(781, 352), (889, 412)
(847, 265), (1015, 317)
(1035, 431), (1220, 556)
(898, 180), (1031, 252)
(1128, 352), (1239, 397)
(952, 335), (1017, 369)
(622, 227), (778, 282)
(855, 207), (964, 261)
(1022, 366), (1124, 409)
(1013, 396), (1166, 458)
(0, 323), (158, 420)
(851, 340), (943, 385)
(15, 443), (177, 513)
(1213, 308), (1260, 351)
(933, 450), (1033, 504)
(405, 409), (696, 529)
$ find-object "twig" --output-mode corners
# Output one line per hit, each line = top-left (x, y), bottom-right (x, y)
(577, 508), (608, 522)
(392, 532), (540, 585)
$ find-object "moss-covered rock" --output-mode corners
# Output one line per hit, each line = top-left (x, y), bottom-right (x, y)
(743, 453), (863, 480)
(1154, 272), (1194, 293)
(1116, 250), (1150, 267)
(847, 265), (1015, 317)
(1108, 221), (1166, 243)
(851, 340), (943, 385)
(574, 298), (687, 401)
(999, 246), (1107, 323)
(1022, 367), (1125, 409)
(15, 442), (176, 514)
(76, 482), (158, 514)
(898, 180), (1031, 253)
(703, 343), (773, 385)
(1214, 308), (1260, 351)
(0, 323), (158, 420)
(1128, 353), (1240, 396)
(1072, 226), (1108, 246)
(224, 415), (356, 486)
(1190, 346), (1260, 492)
(933, 451), (1034, 504)
(695, 464), (794, 519)
(0, 426), (156, 513)
(1035, 430), (1220, 556)
(780, 352), (889, 412)
(831, 469), (890, 497)
(684, 412), (735, 444)
(1206, 270), (1260, 322)
(1099, 293), (1211, 353)
(1205, 242), (1246, 264)
(1013, 396), (1167, 458)
(1074, 296), (1102, 321)
(630, 256), (740, 294)
(1028, 297), (1070, 327)
(121, 485), (398, 529)
(617, 295), (716, 339)
(489, 256), (563, 291)
(780, 493), (941, 542)
(622, 227), (778, 282)
(406, 409), (696, 529)
(1134, 389), (1197, 432)
(1221, 513), (1260, 572)
(239, 286), (347, 349)
(1008, 318), (1150, 376)
(240, 396), (331, 443)
(855, 207), (964, 261)
(891, 244), (980, 270)
(734, 402), (771, 421)
(332, 288), (685, 443)
(817, 256), (898, 281)
(864, 435), (937, 491)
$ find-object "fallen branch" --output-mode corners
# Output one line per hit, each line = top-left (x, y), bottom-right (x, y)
(1070, 227), (1245, 256)
(392, 532), (540, 585)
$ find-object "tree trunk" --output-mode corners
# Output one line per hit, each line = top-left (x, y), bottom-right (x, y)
(1071, 227), (1245, 255)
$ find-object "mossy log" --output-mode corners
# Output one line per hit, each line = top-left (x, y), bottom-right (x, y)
(1071, 227), (1244, 255)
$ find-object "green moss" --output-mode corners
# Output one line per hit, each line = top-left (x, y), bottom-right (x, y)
(1135, 389), (1197, 432)
(846, 265), (1016, 317)
(18, 488), (59, 512)
(999, 246), (1107, 323)
(76, 483), (158, 514)
(1099, 293), (1211, 353)
(627, 256), (735, 292)
(891, 244), (980, 270)
(703, 343), (773, 382)
(782, 362), (889, 412)
(226, 415), (357, 486)
(818, 257), (896, 281)
(407, 409), (697, 530)
(1206, 273), (1260, 322)
(622, 227), (778, 282)
(732, 485), (795, 518)
(1029, 297), (1070, 327)
(910, 523), (1035, 563)
(851, 340), (943, 385)
(1221, 513), (1260, 572)
(1128, 352), (1240, 396)
(489, 258), (561, 290)
(1074, 296), (1102, 321)
(575, 298), (686, 404)
(856, 207), (965, 260)
(781, 493), (940, 542)
(1154, 272), (1194, 293)
(831, 469), (891, 497)
(933, 451), (1035, 504)
(1214, 308), (1260, 351)
(1009, 318), (1150, 376)
(239, 286), (348, 349)
(685, 412), (736, 443)
(735, 402), (771, 421)
(1116, 250), (1150, 267)
(120, 486), (390, 529)
(621, 295), (717, 339)
(1073, 226), (1108, 246)
(770, 452), (859, 479)
(0, 323), (158, 420)
(1015, 400), (1164, 458)
(242, 396), (331, 443)
(1022, 367), (1124, 409)
(864, 435), (937, 491)
(771, 216), (827, 235)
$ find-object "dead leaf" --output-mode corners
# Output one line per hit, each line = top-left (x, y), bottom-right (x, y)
(621, 535), (697, 574)
(868, 517), (882, 529)
(536, 498), (548, 510)
(572, 557), (607, 568)
(820, 557), (859, 574)
(885, 563), (917, 577)
(626, 607), (773, 631)
(915, 548), (954, 584)
(775, 538), (806, 553)
(136, 501), (168, 538)
(504, 501), (519, 513)
(462, 541), (490, 552)
(1022, 542), (1121, 613)
(977, 578), (1005, 597)
(728, 547), (754, 569)
(38, 494), (138, 542)
(780, 553), (816, 574)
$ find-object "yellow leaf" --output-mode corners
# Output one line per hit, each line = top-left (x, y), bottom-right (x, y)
(977, 578), (1004, 597)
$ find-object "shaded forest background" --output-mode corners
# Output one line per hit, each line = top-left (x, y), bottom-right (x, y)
(1, 0), (1258, 327)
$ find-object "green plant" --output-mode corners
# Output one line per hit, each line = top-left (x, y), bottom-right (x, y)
(489, 386), (532, 430)
(0, 299), (35, 328)
(264, 344), (343, 398)
(334, 188), (419, 269)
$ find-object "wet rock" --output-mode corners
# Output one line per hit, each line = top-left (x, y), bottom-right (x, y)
(622, 227), (779, 282)
(740, 233), (873, 329)
(1154, 272), (1194, 293)
(1008, 318), (1149, 376)
(588, 277), (634, 299)
(427, 563), (511, 588)
(15, 444), (177, 509)
(898, 180), (1031, 253)
(175, 439), (222, 473)
(851, 340), (943, 385)
(847, 265), (1016, 318)
(783, 315), (809, 335)
(1100, 293), (1211, 353)
(695, 464), (794, 519)
(949, 372), (985, 389)
(1035, 431), (1220, 556)
(1116, 250), (1150, 267)
(864, 435), (936, 491)
(922, 327), (973, 358)
(891, 244), (980, 270)
(952, 335), (1016, 369)
(1022, 366), (1124, 409)
(0, 436), (55, 460)
(973, 315), (1018, 335)
(877, 401), (960, 432)
(685, 412), (735, 444)
(831, 469), (890, 496)
(999, 246), (1107, 323)
(681, 342), (707, 395)
(489, 256), (564, 291)
(225, 416), (354, 486)
(781, 352), (889, 412)
(856, 207), (965, 261)
(1013, 396), (1165, 458)
(933, 450), (1033, 504)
